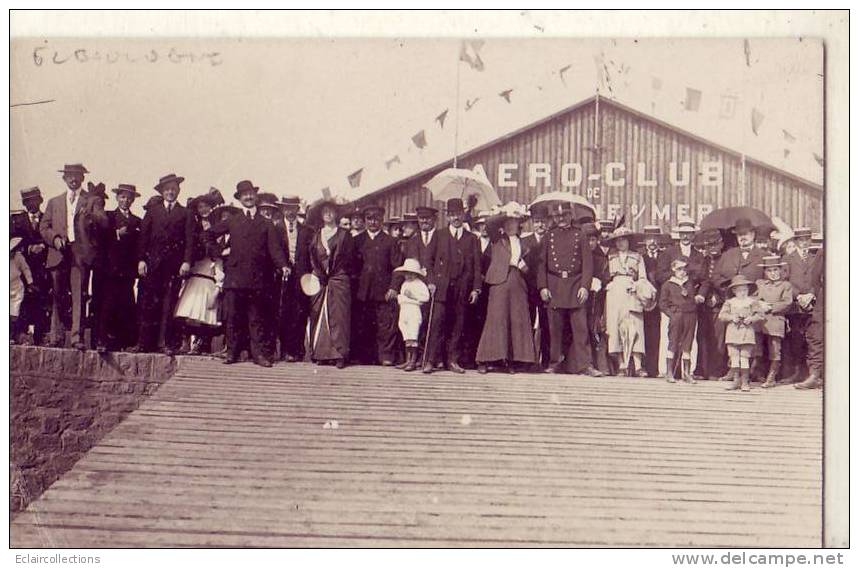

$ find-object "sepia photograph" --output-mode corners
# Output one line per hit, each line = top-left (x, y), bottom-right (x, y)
(5, 8), (849, 559)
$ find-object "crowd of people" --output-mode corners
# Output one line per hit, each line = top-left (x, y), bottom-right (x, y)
(10, 163), (824, 390)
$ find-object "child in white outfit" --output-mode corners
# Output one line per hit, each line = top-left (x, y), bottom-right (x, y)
(394, 258), (430, 371)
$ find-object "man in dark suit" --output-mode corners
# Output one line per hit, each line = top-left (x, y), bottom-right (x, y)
(421, 198), (482, 374)
(795, 247), (824, 390)
(656, 220), (706, 286)
(461, 211), (491, 369)
(521, 205), (551, 369)
(641, 225), (665, 377)
(209, 180), (291, 367)
(353, 205), (402, 365)
(95, 184), (142, 352)
(12, 187), (51, 345)
(129, 173), (193, 354)
(782, 227), (817, 384)
(39, 163), (94, 348)
(584, 222), (611, 375)
(277, 195), (313, 362)
(536, 202), (594, 375)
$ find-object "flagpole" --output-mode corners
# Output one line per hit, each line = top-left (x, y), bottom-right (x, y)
(453, 54), (461, 168)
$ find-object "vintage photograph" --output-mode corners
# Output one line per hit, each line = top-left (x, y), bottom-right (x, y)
(7, 10), (847, 553)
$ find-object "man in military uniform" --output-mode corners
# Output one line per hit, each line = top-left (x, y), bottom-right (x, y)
(536, 202), (594, 375)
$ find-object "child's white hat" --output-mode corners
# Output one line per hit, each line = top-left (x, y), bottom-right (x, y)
(394, 258), (426, 277)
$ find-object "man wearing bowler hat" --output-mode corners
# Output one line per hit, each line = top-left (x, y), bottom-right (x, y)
(352, 204), (402, 365)
(521, 204), (552, 369)
(276, 195), (313, 362)
(208, 180), (290, 367)
(96, 184), (142, 352)
(39, 163), (97, 348)
(129, 173), (194, 354)
(13, 187), (52, 345)
(536, 201), (594, 375)
(420, 198), (482, 374)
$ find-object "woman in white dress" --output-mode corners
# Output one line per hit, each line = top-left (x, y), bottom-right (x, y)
(604, 227), (649, 376)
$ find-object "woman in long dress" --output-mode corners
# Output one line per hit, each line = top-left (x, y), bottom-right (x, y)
(306, 200), (356, 368)
(475, 204), (536, 374)
(604, 227), (649, 376)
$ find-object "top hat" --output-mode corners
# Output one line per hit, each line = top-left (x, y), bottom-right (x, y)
(402, 212), (419, 223)
(58, 163), (89, 175)
(529, 204), (550, 219)
(234, 180), (259, 199)
(445, 198), (465, 213)
(642, 225), (662, 236)
(111, 183), (141, 198)
(415, 205), (439, 217)
(673, 219), (699, 233)
(393, 257), (427, 277)
(731, 217), (756, 235)
(20, 187), (43, 204)
(793, 227), (813, 239)
(279, 195), (302, 210)
(362, 204), (385, 218)
(154, 173), (185, 192)
(256, 192), (280, 210)
(758, 255), (787, 269)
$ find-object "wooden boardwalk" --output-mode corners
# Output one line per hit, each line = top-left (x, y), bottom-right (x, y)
(12, 358), (822, 548)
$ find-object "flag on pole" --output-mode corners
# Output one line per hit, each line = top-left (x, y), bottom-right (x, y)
(385, 155), (401, 170)
(559, 64), (572, 85)
(465, 97), (480, 111)
(321, 187), (331, 199)
(347, 169), (363, 189)
(436, 109), (449, 128)
(684, 88), (702, 111)
(499, 89), (513, 103)
(411, 130), (427, 149)
(459, 40), (485, 71)
(751, 108), (765, 135)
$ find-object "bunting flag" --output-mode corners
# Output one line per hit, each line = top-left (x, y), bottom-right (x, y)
(783, 129), (796, 143)
(436, 109), (449, 128)
(459, 40), (485, 71)
(684, 88), (702, 111)
(783, 148), (791, 159)
(499, 89), (513, 103)
(743, 39), (752, 67)
(751, 107), (765, 135)
(465, 97), (480, 111)
(347, 169), (363, 189)
(411, 130), (427, 149)
(813, 153), (825, 167)
(558, 64), (572, 85)
(719, 94), (738, 119)
(385, 155), (401, 170)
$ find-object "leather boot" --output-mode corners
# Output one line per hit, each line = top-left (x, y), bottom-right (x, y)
(403, 347), (418, 372)
(663, 357), (676, 383)
(724, 368), (741, 390)
(762, 360), (780, 388)
(795, 371), (822, 390)
(740, 369), (751, 392)
(681, 359), (696, 384)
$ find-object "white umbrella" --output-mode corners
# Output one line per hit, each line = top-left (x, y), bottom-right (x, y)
(529, 191), (597, 220)
(423, 167), (501, 212)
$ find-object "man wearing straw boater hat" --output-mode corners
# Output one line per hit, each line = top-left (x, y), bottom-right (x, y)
(39, 163), (100, 349)
(129, 173), (193, 355)
(276, 195), (313, 362)
(656, 218), (705, 286)
(780, 226), (817, 384)
(95, 183), (142, 353)
(208, 180), (291, 367)
(12, 186), (51, 345)
(352, 204), (402, 366)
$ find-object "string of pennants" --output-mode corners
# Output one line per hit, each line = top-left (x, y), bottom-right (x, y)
(328, 39), (824, 197)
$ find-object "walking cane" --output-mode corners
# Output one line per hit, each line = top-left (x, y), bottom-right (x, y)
(420, 288), (436, 369)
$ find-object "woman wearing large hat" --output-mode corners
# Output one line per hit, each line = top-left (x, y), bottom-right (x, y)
(304, 198), (357, 368)
(474, 202), (537, 374)
(603, 226), (653, 377)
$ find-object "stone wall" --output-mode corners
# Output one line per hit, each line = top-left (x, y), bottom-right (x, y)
(10, 346), (178, 514)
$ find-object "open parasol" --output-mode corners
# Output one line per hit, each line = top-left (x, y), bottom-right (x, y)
(529, 191), (597, 222)
(699, 206), (773, 232)
(423, 167), (501, 212)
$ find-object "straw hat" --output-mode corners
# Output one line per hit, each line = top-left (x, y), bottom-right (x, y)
(393, 258), (427, 277)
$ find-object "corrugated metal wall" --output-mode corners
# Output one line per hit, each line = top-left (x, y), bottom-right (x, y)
(357, 98), (823, 233)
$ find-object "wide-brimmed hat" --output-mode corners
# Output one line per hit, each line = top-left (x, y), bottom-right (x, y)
(415, 205), (438, 217)
(306, 199), (345, 228)
(393, 258), (427, 277)
(726, 274), (757, 294)
(758, 255), (787, 269)
(445, 198), (465, 213)
(211, 203), (241, 219)
(672, 219), (699, 234)
(604, 226), (638, 245)
(731, 217), (756, 235)
(233, 179), (259, 199)
(20, 187), (43, 204)
(58, 163), (89, 175)
(256, 192), (280, 211)
(10, 236), (24, 253)
(472, 210), (492, 226)
(154, 173), (185, 192)
(191, 187), (225, 209)
(362, 204), (385, 218)
(279, 195), (302, 210)
(111, 183), (141, 198)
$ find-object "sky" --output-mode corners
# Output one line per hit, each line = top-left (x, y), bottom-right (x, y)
(10, 36), (823, 214)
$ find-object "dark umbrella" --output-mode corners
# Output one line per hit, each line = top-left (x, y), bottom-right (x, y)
(699, 206), (773, 233)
